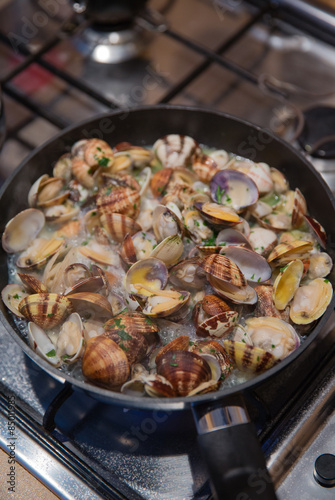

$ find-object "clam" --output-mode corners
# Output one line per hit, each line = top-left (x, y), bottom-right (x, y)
(142, 289), (190, 318)
(156, 350), (211, 396)
(155, 335), (190, 366)
(28, 174), (49, 207)
(104, 312), (158, 347)
(55, 220), (81, 239)
(189, 339), (233, 378)
(216, 228), (253, 250)
(209, 275), (258, 305)
(132, 231), (157, 260)
(199, 254), (247, 288)
(17, 273), (47, 293)
(82, 336), (130, 387)
(107, 292), (127, 316)
(244, 317), (300, 360)
(248, 227), (277, 257)
(273, 259), (304, 310)
(308, 253), (333, 279)
(78, 242), (118, 267)
(18, 293), (73, 329)
(249, 200), (272, 219)
(150, 234), (184, 266)
(223, 340), (277, 373)
(2, 208), (45, 253)
(289, 278), (333, 324)
(152, 205), (183, 241)
(64, 263), (91, 289)
(144, 374), (176, 398)
(219, 246), (272, 283)
(270, 167), (289, 194)
(253, 285), (290, 321)
(71, 156), (96, 189)
(161, 182), (199, 209)
(192, 154), (219, 182)
(16, 238), (64, 269)
(201, 294), (231, 315)
(125, 258), (168, 297)
(291, 188), (307, 228)
(1, 284), (30, 317)
(193, 301), (238, 338)
(108, 152), (132, 173)
(114, 142), (153, 168)
(234, 161), (273, 195)
(267, 241), (313, 266)
(64, 274), (104, 296)
(83, 138), (114, 168)
(100, 213), (142, 243)
(257, 213), (292, 232)
(27, 322), (61, 366)
(104, 330), (150, 365)
(304, 215), (327, 249)
(210, 169), (258, 212)
(182, 208), (213, 244)
(150, 168), (173, 198)
(67, 292), (112, 319)
(153, 134), (200, 168)
(169, 258), (207, 291)
(96, 185), (140, 219)
(36, 177), (69, 208)
(56, 312), (85, 363)
(195, 202), (241, 227)
(53, 153), (72, 183)
(44, 201), (79, 225)
(208, 149), (229, 169)
(138, 166), (152, 196)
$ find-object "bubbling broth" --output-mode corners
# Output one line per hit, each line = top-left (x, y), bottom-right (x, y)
(1, 135), (333, 398)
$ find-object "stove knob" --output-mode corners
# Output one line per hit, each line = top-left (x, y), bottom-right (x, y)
(314, 454), (335, 487)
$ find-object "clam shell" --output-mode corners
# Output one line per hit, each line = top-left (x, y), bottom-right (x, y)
(308, 253), (333, 279)
(28, 174), (49, 207)
(16, 238), (64, 270)
(132, 231), (157, 261)
(101, 213), (142, 243)
(142, 290), (190, 318)
(270, 167), (289, 194)
(223, 340), (277, 373)
(304, 215), (327, 249)
(104, 311), (159, 337)
(267, 241), (313, 265)
(152, 205), (183, 242)
(18, 273), (48, 293)
(216, 228), (253, 250)
(44, 201), (79, 224)
(104, 330), (149, 365)
(150, 168), (173, 198)
(169, 257), (207, 291)
(248, 227), (277, 257)
(150, 234), (184, 266)
(144, 374), (176, 398)
(56, 312), (85, 363)
(289, 278), (333, 324)
(96, 185), (140, 219)
(67, 292), (112, 318)
(155, 335), (190, 366)
(63, 263), (91, 288)
(220, 246), (272, 283)
(1, 284), (30, 318)
(273, 259), (304, 310)
(291, 188), (307, 228)
(156, 350), (211, 396)
(119, 233), (137, 265)
(196, 310), (239, 338)
(234, 161), (273, 195)
(192, 154), (219, 182)
(53, 153), (72, 183)
(153, 134), (199, 168)
(27, 322), (61, 366)
(200, 254), (247, 288)
(114, 142), (153, 167)
(78, 244), (117, 267)
(82, 336), (130, 387)
(210, 169), (259, 212)
(125, 258), (168, 297)
(195, 202), (241, 227)
(18, 293), (73, 329)
(245, 317), (300, 360)
(36, 177), (69, 208)
(209, 275), (258, 305)
(253, 285), (290, 322)
(2, 209), (45, 254)
(189, 339), (233, 378)
(201, 294), (231, 316)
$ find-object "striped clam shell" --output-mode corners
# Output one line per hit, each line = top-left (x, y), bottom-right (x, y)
(104, 330), (150, 365)
(101, 213), (142, 243)
(267, 241), (313, 265)
(192, 154), (220, 182)
(291, 188), (307, 228)
(201, 294), (231, 316)
(196, 310), (239, 338)
(18, 293), (73, 329)
(200, 254), (247, 288)
(153, 134), (200, 169)
(155, 335), (190, 366)
(223, 340), (277, 373)
(96, 185), (140, 219)
(82, 336), (130, 387)
(189, 339), (233, 378)
(104, 311), (159, 337)
(150, 168), (173, 198)
(18, 273), (48, 293)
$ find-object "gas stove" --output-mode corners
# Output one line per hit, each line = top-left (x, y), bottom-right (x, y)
(0, 1), (335, 499)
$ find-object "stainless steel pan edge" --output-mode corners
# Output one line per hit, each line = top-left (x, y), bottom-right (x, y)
(1, 105), (334, 499)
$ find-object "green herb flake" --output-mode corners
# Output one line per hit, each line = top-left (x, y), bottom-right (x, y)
(170, 362), (178, 367)
(225, 194), (232, 203)
(117, 330), (132, 341)
(145, 317), (154, 325)
(46, 349), (56, 358)
(47, 313), (54, 317)
(82, 240), (89, 246)
(257, 277), (261, 282)
(133, 203), (137, 210)
(194, 220), (200, 227)
(271, 344), (276, 349)
(189, 341), (194, 346)
(141, 249), (146, 253)
(13, 294), (20, 300)
(250, 273), (255, 280)
(242, 339), (246, 343)
(257, 356), (260, 361)
(219, 242), (226, 246)
(172, 353), (177, 360)
(62, 354), (71, 360)
(119, 343), (129, 352)
(280, 265), (289, 274)
(105, 187), (112, 196)
(199, 348), (203, 353)
(210, 349), (215, 353)
(179, 295), (184, 300)
(220, 374), (225, 381)
(324, 278), (330, 283)
(90, 211), (97, 217)
(97, 156), (110, 167)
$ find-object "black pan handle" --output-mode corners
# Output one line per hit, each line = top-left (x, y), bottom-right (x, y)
(192, 404), (278, 500)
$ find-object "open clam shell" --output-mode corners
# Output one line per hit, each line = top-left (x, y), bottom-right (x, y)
(125, 258), (168, 297)
(2, 208), (45, 254)
(36, 177), (69, 208)
(150, 168), (173, 198)
(291, 188), (307, 228)
(142, 289), (190, 318)
(216, 228), (253, 250)
(200, 254), (247, 288)
(17, 273), (48, 293)
(104, 311), (159, 337)
(28, 174), (49, 207)
(104, 330), (149, 365)
(245, 317), (300, 360)
(96, 185), (140, 219)
(209, 275), (258, 305)
(210, 169), (259, 212)
(196, 309), (239, 338)
(248, 227), (277, 257)
(150, 234), (184, 266)
(234, 161), (273, 195)
(1, 284), (30, 318)
(267, 241), (313, 266)
(189, 339), (233, 378)
(27, 322), (61, 366)
(152, 205), (183, 242)
(195, 202), (242, 227)
(82, 336), (130, 387)
(16, 238), (64, 270)
(219, 246), (272, 283)
(19, 293), (73, 329)
(67, 292), (112, 319)
(201, 294), (231, 315)
(273, 259), (304, 310)
(223, 340), (277, 373)
(304, 215), (327, 249)
(253, 285), (290, 321)
(289, 278), (333, 324)
(56, 312), (85, 363)
(44, 201), (79, 224)
(169, 257), (207, 291)
(308, 253), (333, 279)
(155, 335), (190, 366)
(101, 212), (142, 243)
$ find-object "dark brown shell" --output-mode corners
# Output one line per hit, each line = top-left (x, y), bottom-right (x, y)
(189, 339), (233, 378)
(156, 350), (211, 397)
(82, 336), (130, 387)
(18, 273), (47, 293)
(104, 311), (159, 338)
(104, 330), (149, 365)
(119, 233), (137, 265)
(199, 254), (247, 288)
(155, 335), (190, 366)
(150, 168), (173, 198)
(201, 294), (231, 315)
(102, 172), (140, 192)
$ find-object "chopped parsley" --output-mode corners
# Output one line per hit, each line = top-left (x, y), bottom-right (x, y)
(250, 273), (255, 280)
(324, 278), (329, 283)
(119, 343), (129, 352)
(47, 313), (54, 317)
(113, 318), (126, 330)
(220, 374), (225, 381)
(117, 330), (132, 341)
(133, 203), (137, 210)
(82, 240), (89, 246)
(194, 220), (200, 227)
(105, 186), (112, 196)
(280, 264), (289, 274)
(225, 194), (232, 204)
(145, 317), (154, 325)
(13, 294), (20, 300)
(96, 155), (110, 167)
(257, 277), (261, 282)
(271, 344), (276, 348)
(216, 185), (225, 204)
(172, 353), (177, 360)
(46, 349), (56, 357)
(170, 362), (178, 367)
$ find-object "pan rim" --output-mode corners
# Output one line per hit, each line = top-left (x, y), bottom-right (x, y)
(1, 103), (335, 410)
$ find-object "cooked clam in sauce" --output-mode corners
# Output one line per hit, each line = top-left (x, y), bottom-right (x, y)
(1, 135), (333, 397)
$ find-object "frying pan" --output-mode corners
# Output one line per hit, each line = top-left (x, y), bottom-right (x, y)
(1, 105), (335, 500)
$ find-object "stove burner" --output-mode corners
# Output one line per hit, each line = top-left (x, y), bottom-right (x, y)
(298, 106), (335, 159)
